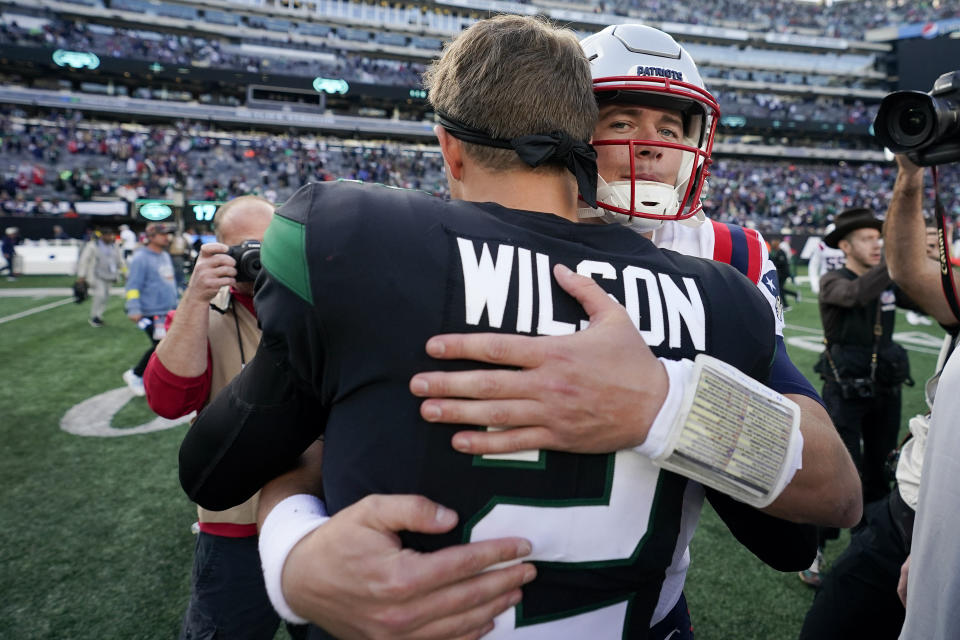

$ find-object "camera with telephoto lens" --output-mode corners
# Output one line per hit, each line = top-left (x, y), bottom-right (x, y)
(225, 240), (262, 282)
(874, 70), (960, 166)
(839, 377), (877, 400)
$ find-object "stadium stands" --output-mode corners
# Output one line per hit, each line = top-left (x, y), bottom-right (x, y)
(2, 0), (959, 238)
(526, 0), (960, 39)
(3, 107), (958, 235)
(0, 12), (884, 126)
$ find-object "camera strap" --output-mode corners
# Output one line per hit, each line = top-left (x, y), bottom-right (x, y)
(823, 340), (845, 384)
(233, 299), (247, 367)
(932, 166), (960, 322)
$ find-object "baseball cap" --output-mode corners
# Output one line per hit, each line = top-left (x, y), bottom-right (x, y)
(145, 223), (175, 236)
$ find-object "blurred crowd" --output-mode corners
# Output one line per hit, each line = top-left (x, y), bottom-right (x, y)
(0, 110), (447, 213)
(704, 159), (960, 235)
(589, 0), (959, 39)
(3, 109), (960, 239)
(0, 16), (426, 88)
(2, 0), (959, 238)
(713, 89), (878, 127)
(1, 15), (883, 127)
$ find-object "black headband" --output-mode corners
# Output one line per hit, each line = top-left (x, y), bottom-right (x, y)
(436, 111), (598, 208)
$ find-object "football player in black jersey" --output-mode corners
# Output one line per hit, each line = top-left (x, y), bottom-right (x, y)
(180, 16), (830, 640)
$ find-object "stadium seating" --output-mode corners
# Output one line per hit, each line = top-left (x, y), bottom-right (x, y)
(2, 0), (960, 238)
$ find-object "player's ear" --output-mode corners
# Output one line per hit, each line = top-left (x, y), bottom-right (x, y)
(435, 125), (465, 181)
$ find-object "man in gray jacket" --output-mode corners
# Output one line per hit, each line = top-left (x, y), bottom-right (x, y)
(76, 227), (125, 327)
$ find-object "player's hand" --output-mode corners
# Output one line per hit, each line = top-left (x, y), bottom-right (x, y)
(409, 264), (668, 455)
(128, 313), (143, 323)
(182, 243), (236, 304)
(897, 554), (911, 607)
(282, 494), (536, 640)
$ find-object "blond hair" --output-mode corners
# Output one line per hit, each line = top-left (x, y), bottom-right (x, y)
(423, 15), (596, 171)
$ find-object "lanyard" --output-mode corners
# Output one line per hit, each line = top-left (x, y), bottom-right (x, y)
(932, 166), (960, 322)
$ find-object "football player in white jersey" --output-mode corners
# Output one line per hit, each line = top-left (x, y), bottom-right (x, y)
(808, 224), (847, 294)
(577, 25), (785, 334)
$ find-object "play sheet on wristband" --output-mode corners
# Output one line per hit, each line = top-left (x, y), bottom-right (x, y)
(654, 354), (800, 508)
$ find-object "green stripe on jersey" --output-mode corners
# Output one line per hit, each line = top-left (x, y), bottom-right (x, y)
(262, 215), (313, 304)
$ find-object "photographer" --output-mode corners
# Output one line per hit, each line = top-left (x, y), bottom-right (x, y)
(816, 207), (916, 507)
(884, 153), (960, 639)
(801, 75), (960, 638)
(802, 158), (959, 639)
(802, 207), (920, 587)
(141, 196), (307, 640)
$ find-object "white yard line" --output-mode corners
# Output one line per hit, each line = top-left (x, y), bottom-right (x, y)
(783, 323), (824, 334)
(0, 288), (123, 297)
(784, 323), (943, 355)
(0, 297), (75, 324)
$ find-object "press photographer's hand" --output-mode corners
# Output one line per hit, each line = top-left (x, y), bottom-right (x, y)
(184, 243), (237, 304)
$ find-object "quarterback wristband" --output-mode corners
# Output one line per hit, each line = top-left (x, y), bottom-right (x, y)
(259, 494), (330, 625)
(649, 354), (803, 508)
(633, 357), (695, 459)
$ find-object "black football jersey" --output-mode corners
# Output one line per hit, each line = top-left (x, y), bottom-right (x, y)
(181, 181), (776, 638)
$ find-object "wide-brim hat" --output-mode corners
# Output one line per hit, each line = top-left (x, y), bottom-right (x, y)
(824, 208), (883, 248)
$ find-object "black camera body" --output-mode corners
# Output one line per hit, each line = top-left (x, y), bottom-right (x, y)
(874, 70), (960, 166)
(839, 377), (877, 400)
(225, 240), (262, 282)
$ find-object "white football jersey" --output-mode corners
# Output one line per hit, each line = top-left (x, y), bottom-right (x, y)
(807, 241), (846, 294)
(646, 219), (784, 625)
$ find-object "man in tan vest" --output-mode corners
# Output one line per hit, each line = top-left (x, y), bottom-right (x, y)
(143, 195), (306, 639)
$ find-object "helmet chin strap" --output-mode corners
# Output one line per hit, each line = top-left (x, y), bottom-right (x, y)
(578, 176), (673, 232)
(578, 170), (708, 230)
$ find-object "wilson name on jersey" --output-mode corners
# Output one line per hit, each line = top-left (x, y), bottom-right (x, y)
(254, 181), (776, 638)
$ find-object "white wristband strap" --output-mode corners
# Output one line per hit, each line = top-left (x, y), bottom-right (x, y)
(633, 358), (695, 459)
(259, 494), (330, 625)
(634, 354), (803, 508)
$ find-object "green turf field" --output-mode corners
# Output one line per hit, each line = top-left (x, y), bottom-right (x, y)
(0, 271), (946, 639)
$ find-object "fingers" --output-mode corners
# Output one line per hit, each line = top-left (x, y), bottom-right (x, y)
(394, 563), (535, 639)
(397, 535), (534, 596)
(198, 242), (229, 257)
(411, 369), (529, 400)
(897, 555), (910, 607)
(187, 250), (237, 297)
(195, 253), (237, 274)
(553, 263), (622, 320)
(359, 494), (460, 536)
(419, 397), (544, 429)
(424, 332), (546, 368)
(450, 426), (552, 455)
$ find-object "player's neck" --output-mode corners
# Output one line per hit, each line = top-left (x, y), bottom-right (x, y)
(456, 170), (580, 223)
